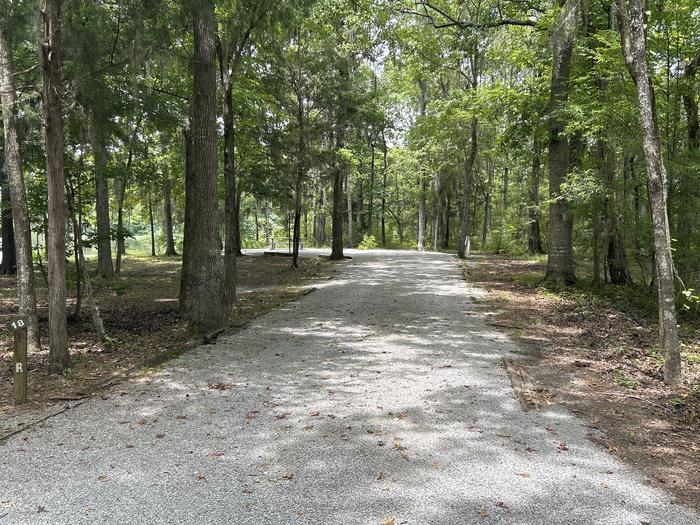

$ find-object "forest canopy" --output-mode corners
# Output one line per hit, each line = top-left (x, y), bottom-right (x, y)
(0, 0), (698, 386)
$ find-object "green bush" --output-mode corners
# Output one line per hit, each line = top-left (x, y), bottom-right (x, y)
(357, 234), (379, 250)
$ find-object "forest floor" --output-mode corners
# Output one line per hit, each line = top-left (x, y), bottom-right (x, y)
(467, 254), (700, 511)
(0, 251), (332, 423)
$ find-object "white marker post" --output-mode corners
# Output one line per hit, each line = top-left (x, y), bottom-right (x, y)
(7, 317), (28, 405)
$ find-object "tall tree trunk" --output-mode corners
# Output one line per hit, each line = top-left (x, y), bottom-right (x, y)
(292, 168), (303, 268)
(318, 185), (326, 244)
(255, 204), (260, 242)
(598, 139), (629, 284)
(545, 0), (578, 284)
(180, 0), (229, 332)
(90, 117), (113, 278)
(292, 100), (305, 269)
(417, 173), (426, 251)
(617, 0), (681, 386)
(678, 50), (700, 274)
(482, 158), (493, 249)
(443, 192), (451, 249)
(42, 0), (70, 372)
(66, 180), (106, 341)
(0, 21), (40, 351)
(527, 136), (544, 255)
(591, 206), (602, 287)
(221, 69), (237, 301)
(148, 189), (156, 256)
(346, 170), (353, 247)
(368, 140), (375, 237)
(115, 118), (140, 273)
(417, 80), (428, 251)
(0, 174), (16, 275)
(458, 118), (478, 258)
(161, 141), (177, 257)
(356, 179), (363, 242)
(684, 50), (700, 151)
(330, 122), (345, 260)
(381, 131), (388, 247)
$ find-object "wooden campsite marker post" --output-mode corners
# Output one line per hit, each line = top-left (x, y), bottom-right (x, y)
(7, 316), (28, 405)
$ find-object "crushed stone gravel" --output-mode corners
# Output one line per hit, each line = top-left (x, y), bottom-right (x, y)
(1, 250), (697, 524)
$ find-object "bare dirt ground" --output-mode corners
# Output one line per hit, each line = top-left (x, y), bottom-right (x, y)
(467, 254), (700, 511)
(0, 253), (332, 419)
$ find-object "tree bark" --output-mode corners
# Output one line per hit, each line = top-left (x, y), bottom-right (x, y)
(458, 118), (477, 258)
(89, 117), (113, 278)
(0, 21), (40, 351)
(66, 179), (106, 341)
(42, 0), (70, 372)
(330, 122), (345, 260)
(115, 118), (140, 273)
(597, 139), (629, 284)
(221, 56), (237, 301)
(180, 0), (229, 332)
(545, 0), (578, 284)
(381, 131), (388, 247)
(368, 140), (375, 237)
(527, 135), (544, 255)
(0, 173), (16, 275)
(148, 189), (156, 256)
(482, 158), (493, 249)
(160, 136), (177, 256)
(617, 0), (681, 385)
(292, 95), (305, 269)
(346, 170), (353, 247)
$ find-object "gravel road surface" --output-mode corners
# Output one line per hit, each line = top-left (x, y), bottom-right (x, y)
(1, 250), (697, 524)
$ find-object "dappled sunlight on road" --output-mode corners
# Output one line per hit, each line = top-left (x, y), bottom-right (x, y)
(0, 250), (696, 524)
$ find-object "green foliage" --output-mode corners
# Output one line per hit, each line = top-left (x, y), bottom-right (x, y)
(357, 234), (379, 250)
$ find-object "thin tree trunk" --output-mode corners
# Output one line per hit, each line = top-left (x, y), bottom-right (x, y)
(330, 123), (345, 260)
(482, 158), (493, 249)
(180, 0), (229, 331)
(458, 118), (478, 258)
(368, 141), (375, 237)
(0, 173), (16, 275)
(292, 98), (305, 269)
(0, 22), (40, 351)
(148, 189), (156, 256)
(161, 135), (177, 256)
(42, 0), (70, 372)
(115, 118), (140, 273)
(346, 170), (353, 247)
(527, 136), (544, 255)
(255, 204), (260, 242)
(381, 130), (388, 247)
(222, 69), (237, 300)
(443, 191), (451, 249)
(598, 139), (629, 284)
(417, 173), (426, 251)
(356, 179), (363, 242)
(592, 207), (602, 287)
(66, 180), (106, 341)
(617, 0), (681, 385)
(90, 116), (113, 278)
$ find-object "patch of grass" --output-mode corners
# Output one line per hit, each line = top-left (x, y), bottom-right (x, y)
(670, 396), (687, 409)
(513, 273), (542, 288)
(112, 282), (129, 295)
(683, 350), (700, 366)
(613, 372), (639, 390)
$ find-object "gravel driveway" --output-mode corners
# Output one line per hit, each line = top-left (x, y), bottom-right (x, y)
(1, 250), (697, 524)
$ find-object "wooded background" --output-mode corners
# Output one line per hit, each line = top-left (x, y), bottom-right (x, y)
(0, 0), (698, 385)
